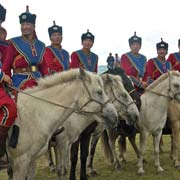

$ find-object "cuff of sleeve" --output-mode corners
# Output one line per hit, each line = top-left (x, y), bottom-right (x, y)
(0, 71), (4, 82)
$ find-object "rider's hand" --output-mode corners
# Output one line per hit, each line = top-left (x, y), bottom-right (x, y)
(3, 74), (12, 85)
(141, 81), (148, 88)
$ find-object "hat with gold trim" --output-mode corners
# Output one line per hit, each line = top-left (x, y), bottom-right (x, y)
(156, 38), (168, 50)
(128, 32), (142, 46)
(0, 4), (6, 22)
(19, 6), (36, 25)
(81, 29), (95, 42)
(48, 21), (62, 37)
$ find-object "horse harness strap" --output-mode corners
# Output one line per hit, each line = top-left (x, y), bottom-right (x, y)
(80, 79), (110, 114)
(110, 86), (134, 112)
(5, 80), (109, 115)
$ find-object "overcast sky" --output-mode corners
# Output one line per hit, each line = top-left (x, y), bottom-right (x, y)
(1, 0), (180, 65)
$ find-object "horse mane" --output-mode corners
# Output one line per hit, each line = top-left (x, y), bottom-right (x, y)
(146, 71), (180, 90)
(24, 69), (101, 93)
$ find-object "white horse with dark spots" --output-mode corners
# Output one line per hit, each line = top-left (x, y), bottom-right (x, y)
(6, 68), (118, 180)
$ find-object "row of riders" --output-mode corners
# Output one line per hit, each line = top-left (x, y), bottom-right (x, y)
(0, 3), (180, 179)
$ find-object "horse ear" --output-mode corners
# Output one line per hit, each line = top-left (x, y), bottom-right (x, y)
(79, 67), (91, 82)
(168, 70), (172, 80)
(79, 67), (85, 77)
(106, 74), (113, 83)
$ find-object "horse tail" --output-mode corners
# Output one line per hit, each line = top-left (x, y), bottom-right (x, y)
(100, 130), (114, 164)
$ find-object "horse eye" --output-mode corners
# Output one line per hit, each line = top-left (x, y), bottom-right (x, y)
(121, 93), (127, 98)
(97, 90), (103, 95)
(174, 83), (180, 89)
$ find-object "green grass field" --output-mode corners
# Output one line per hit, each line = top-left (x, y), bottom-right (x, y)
(0, 134), (180, 180)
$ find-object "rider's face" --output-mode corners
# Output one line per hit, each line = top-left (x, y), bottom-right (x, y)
(21, 22), (35, 36)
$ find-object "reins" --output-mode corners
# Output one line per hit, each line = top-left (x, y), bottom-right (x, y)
(5, 79), (110, 115)
(110, 85), (134, 112)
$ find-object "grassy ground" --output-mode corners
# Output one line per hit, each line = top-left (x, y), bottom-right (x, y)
(0, 134), (180, 180)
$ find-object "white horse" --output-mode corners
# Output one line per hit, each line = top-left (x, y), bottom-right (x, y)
(137, 71), (180, 175)
(7, 68), (118, 180)
(167, 100), (180, 168)
(49, 74), (139, 180)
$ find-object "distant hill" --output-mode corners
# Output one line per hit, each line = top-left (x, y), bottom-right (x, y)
(98, 65), (107, 74)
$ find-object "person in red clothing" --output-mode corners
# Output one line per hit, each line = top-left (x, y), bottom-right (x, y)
(0, 4), (17, 169)
(70, 29), (98, 73)
(41, 21), (70, 76)
(120, 32), (147, 93)
(142, 38), (172, 152)
(142, 38), (172, 84)
(167, 39), (180, 71)
(2, 6), (45, 90)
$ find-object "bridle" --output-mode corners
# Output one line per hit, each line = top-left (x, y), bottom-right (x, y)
(5, 78), (110, 115)
(109, 83), (135, 113)
(145, 73), (180, 100)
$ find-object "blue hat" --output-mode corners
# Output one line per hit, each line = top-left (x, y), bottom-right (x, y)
(156, 38), (168, 50)
(0, 4), (6, 22)
(128, 32), (142, 46)
(48, 21), (62, 37)
(19, 6), (36, 25)
(81, 29), (95, 42)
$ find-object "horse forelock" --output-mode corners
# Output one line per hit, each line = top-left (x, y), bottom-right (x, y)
(24, 69), (98, 93)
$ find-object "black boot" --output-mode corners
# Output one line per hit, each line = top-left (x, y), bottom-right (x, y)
(0, 125), (10, 170)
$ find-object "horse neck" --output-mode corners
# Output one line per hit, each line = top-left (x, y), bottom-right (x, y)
(147, 78), (170, 97)
(17, 80), (83, 139)
(140, 78), (171, 121)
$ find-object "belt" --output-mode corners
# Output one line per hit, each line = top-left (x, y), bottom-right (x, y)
(13, 66), (38, 73)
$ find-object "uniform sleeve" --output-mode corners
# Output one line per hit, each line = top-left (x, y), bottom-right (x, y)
(0, 70), (4, 82)
(167, 54), (176, 68)
(95, 55), (98, 73)
(39, 48), (54, 76)
(142, 59), (154, 83)
(70, 52), (80, 69)
(120, 54), (132, 76)
(2, 42), (16, 78)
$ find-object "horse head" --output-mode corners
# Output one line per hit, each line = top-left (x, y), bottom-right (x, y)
(78, 68), (118, 129)
(168, 71), (180, 102)
(101, 73), (139, 126)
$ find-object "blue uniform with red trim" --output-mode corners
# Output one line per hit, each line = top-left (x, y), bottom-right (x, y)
(70, 50), (98, 73)
(120, 52), (147, 91)
(41, 45), (69, 75)
(142, 58), (172, 83)
(2, 36), (45, 90)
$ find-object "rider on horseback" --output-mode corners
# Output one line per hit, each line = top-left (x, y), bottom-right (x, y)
(0, 4), (17, 170)
(120, 32), (148, 94)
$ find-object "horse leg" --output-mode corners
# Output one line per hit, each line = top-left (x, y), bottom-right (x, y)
(7, 166), (13, 180)
(47, 145), (56, 172)
(12, 156), (31, 180)
(137, 130), (148, 175)
(87, 132), (101, 176)
(128, 135), (140, 159)
(171, 122), (180, 168)
(159, 136), (164, 153)
(153, 131), (164, 173)
(80, 133), (91, 180)
(55, 142), (68, 180)
(69, 139), (79, 180)
(107, 129), (121, 170)
(26, 160), (37, 180)
(117, 135), (127, 162)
